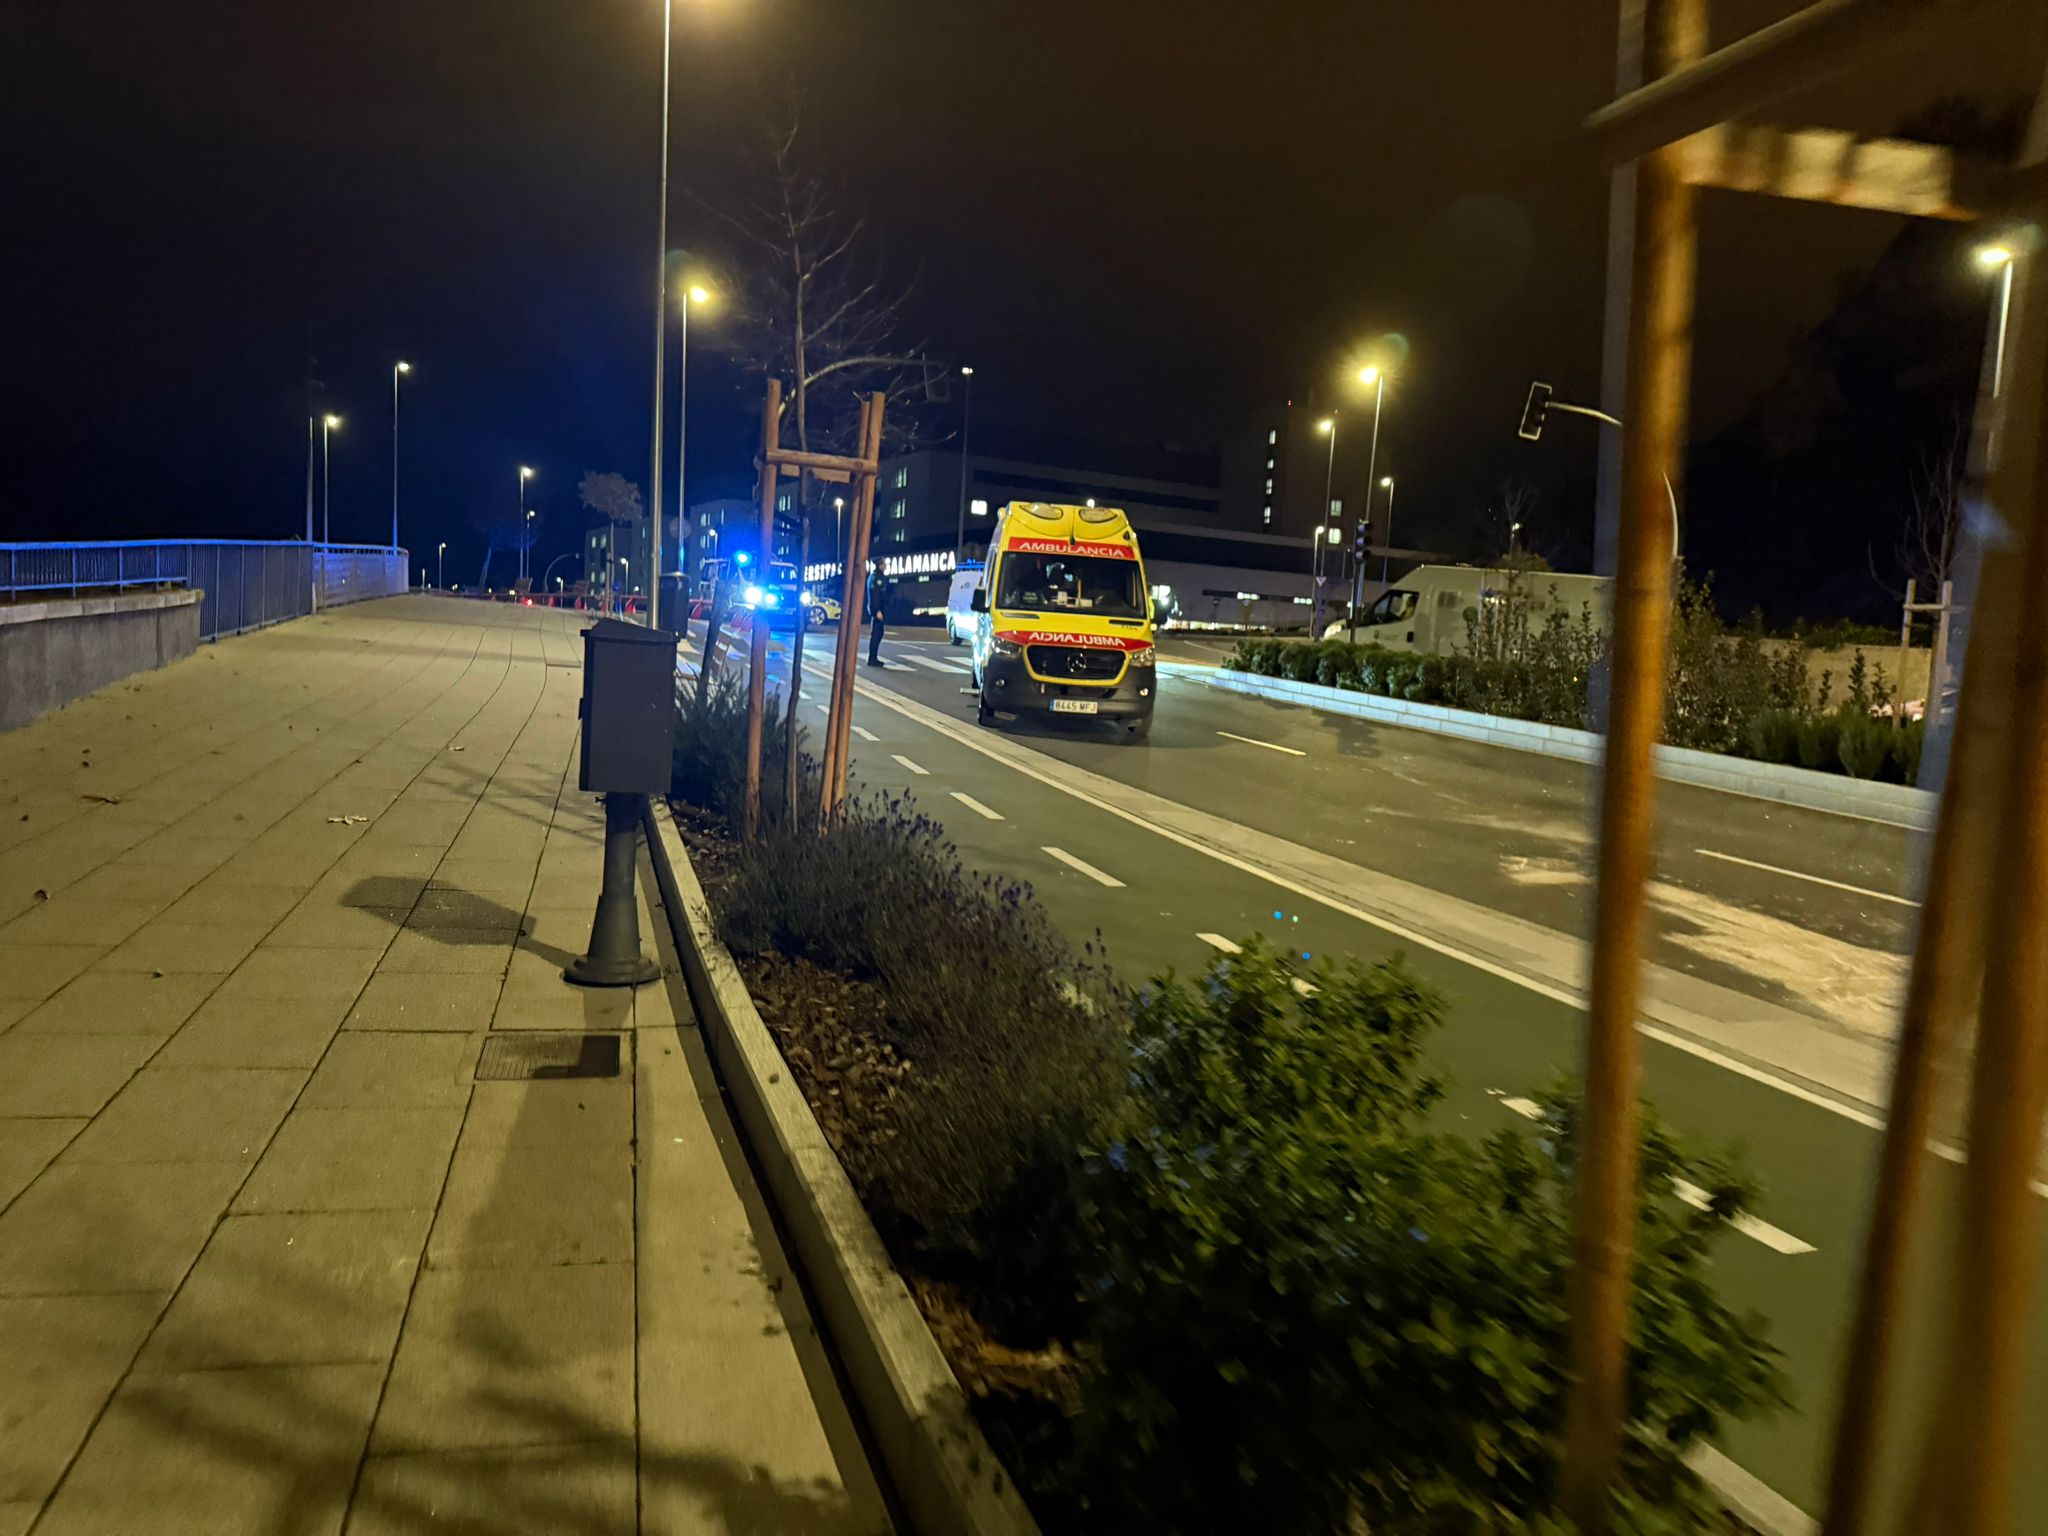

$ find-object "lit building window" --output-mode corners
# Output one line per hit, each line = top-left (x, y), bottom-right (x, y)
(1267, 429), (1278, 445)
(1262, 504), (1272, 524)
(1265, 457), (1275, 471)
(1264, 478), (1273, 494)
(891, 528), (906, 544)
(970, 498), (989, 517)
(776, 492), (791, 512)
(892, 498), (907, 519)
(1330, 498), (1343, 516)
(893, 466), (909, 489)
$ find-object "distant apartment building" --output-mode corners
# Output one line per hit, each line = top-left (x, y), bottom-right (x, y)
(582, 512), (650, 600)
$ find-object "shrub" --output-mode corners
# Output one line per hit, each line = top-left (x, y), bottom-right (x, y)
(1384, 657), (1420, 700)
(1893, 717), (1926, 786)
(671, 672), (813, 830)
(1838, 715), (1892, 780)
(717, 795), (1124, 1318)
(1314, 642), (1355, 690)
(1742, 709), (1802, 766)
(1281, 642), (1324, 683)
(1796, 712), (1844, 772)
(1078, 942), (1783, 1534)
(1408, 654), (1449, 703)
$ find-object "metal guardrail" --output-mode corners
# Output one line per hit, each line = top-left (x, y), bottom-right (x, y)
(0, 540), (409, 642)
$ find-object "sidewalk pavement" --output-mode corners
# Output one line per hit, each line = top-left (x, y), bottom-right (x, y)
(0, 595), (890, 1535)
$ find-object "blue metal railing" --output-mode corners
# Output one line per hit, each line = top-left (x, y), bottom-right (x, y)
(0, 540), (410, 641)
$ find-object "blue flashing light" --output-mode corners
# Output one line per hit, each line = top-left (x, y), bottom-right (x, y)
(735, 552), (751, 567)
(742, 584), (764, 606)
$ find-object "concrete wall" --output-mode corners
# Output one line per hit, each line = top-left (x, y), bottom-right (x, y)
(0, 589), (202, 731)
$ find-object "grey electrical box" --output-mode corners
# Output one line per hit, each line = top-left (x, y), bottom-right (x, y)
(578, 619), (678, 795)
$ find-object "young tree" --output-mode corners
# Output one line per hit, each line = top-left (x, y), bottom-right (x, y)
(703, 109), (944, 498)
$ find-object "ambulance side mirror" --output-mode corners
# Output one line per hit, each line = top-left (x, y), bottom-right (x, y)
(970, 589), (988, 613)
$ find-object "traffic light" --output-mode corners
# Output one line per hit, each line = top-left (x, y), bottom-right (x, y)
(1518, 381), (1553, 442)
(1353, 520), (1368, 555)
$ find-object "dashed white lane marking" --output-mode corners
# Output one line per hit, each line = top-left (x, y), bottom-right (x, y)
(903, 653), (966, 674)
(1043, 846), (1124, 887)
(1195, 931), (1312, 993)
(852, 725), (879, 742)
(1498, 1096), (1815, 1254)
(950, 792), (1004, 820)
(1694, 848), (1919, 908)
(1216, 730), (1306, 757)
(890, 754), (928, 775)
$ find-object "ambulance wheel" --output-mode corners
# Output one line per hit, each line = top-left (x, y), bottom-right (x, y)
(949, 629), (964, 646)
(976, 694), (996, 727)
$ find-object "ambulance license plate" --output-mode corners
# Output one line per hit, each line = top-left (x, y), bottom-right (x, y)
(1050, 698), (1098, 715)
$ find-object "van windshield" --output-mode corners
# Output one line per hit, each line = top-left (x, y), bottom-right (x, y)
(994, 553), (1144, 617)
(1362, 589), (1417, 625)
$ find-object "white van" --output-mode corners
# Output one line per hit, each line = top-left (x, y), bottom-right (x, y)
(945, 560), (985, 645)
(1324, 565), (1610, 654)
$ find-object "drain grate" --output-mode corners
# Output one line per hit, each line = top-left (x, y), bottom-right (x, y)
(475, 1032), (622, 1081)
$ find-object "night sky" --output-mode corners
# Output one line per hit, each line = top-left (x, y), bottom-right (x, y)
(3, 1), (2039, 602)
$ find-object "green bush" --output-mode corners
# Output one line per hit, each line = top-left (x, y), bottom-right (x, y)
(1796, 712), (1844, 772)
(1837, 714), (1892, 780)
(717, 795), (1123, 1318)
(1281, 642), (1324, 683)
(1742, 708), (1802, 766)
(1893, 717), (1926, 786)
(1408, 654), (1449, 703)
(671, 672), (813, 830)
(1078, 942), (1783, 1534)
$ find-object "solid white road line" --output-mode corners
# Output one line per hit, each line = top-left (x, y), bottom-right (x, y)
(1196, 933), (1242, 953)
(950, 791), (1004, 820)
(1216, 730), (1307, 757)
(1042, 846), (1125, 887)
(1498, 1097), (1814, 1255)
(1694, 848), (1919, 908)
(853, 725), (879, 742)
(890, 754), (929, 775)
(902, 653), (965, 674)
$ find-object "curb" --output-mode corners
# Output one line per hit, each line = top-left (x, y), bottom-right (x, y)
(1172, 663), (1933, 830)
(641, 799), (1041, 1536)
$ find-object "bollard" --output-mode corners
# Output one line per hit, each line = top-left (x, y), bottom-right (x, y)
(564, 792), (660, 986)
(565, 617), (678, 988)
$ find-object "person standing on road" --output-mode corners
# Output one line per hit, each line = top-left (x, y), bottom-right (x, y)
(867, 568), (894, 667)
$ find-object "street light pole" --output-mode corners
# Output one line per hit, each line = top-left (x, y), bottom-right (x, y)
(391, 361), (410, 550)
(647, 0), (674, 629)
(321, 414), (341, 545)
(437, 541), (446, 591)
(954, 365), (976, 555)
(1314, 416), (1336, 632)
(1358, 367), (1386, 615)
(1379, 475), (1398, 586)
(518, 466), (534, 585)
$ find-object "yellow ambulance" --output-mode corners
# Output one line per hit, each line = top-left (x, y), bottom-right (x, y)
(968, 502), (1157, 742)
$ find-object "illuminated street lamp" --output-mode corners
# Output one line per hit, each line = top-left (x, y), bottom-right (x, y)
(1311, 416), (1337, 631)
(1977, 242), (2017, 397)
(437, 540), (447, 590)
(321, 414), (342, 545)
(517, 466), (535, 583)
(1378, 474), (1398, 585)
(391, 361), (411, 550)
(954, 364), (977, 556)
(666, 279), (715, 623)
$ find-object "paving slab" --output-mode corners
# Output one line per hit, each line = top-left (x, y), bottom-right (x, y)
(0, 1160), (246, 1294)
(371, 1263), (636, 1452)
(31, 1362), (385, 1536)
(153, 993), (351, 1069)
(0, 1293), (164, 1503)
(11, 971), (222, 1038)
(59, 1065), (303, 1165)
(348, 1440), (636, 1536)
(137, 1209), (431, 1370)
(0, 943), (107, 1003)
(343, 972), (502, 1032)
(233, 1104), (464, 1215)
(0, 1118), (84, 1207)
(96, 920), (271, 974)
(426, 1140), (632, 1269)
(0, 1033), (160, 1117)
(301, 1031), (481, 1109)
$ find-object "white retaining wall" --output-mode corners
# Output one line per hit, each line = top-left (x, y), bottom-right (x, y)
(1172, 664), (1935, 830)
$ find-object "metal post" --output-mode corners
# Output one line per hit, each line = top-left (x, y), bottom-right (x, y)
(1314, 417), (1337, 633)
(671, 285), (689, 630)
(743, 380), (782, 843)
(1894, 577), (1916, 729)
(784, 518), (811, 826)
(1380, 476), (1399, 586)
(1362, 372), (1386, 604)
(1560, 2), (1700, 1529)
(954, 366), (975, 555)
(647, 0), (673, 632)
(564, 792), (661, 986)
(321, 417), (333, 546)
(1929, 578), (1954, 730)
(391, 363), (403, 550)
